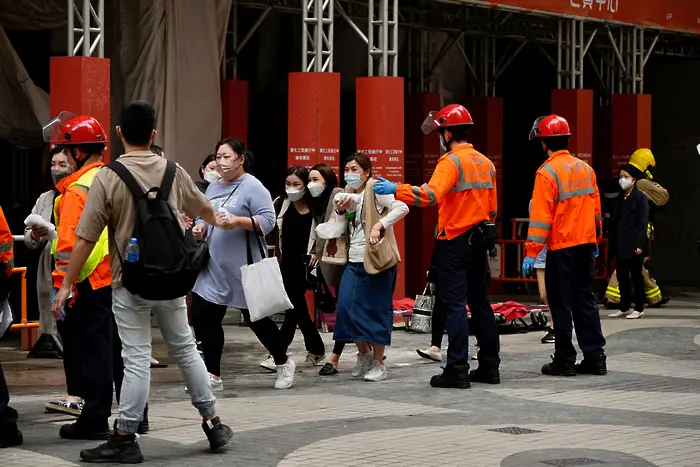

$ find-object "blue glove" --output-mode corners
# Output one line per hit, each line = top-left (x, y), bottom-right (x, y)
(373, 176), (397, 195)
(522, 257), (536, 277)
(593, 246), (599, 258)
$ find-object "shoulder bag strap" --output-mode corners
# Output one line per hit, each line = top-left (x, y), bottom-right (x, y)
(108, 161), (145, 200)
(245, 216), (268, 265)
(158, 161), (177, 200)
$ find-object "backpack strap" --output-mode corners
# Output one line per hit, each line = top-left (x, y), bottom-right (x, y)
(108, 161), (145, 200)
(159, 161), (177, 200)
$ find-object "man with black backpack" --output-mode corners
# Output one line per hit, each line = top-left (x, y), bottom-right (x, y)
(52, 101), (233, 463)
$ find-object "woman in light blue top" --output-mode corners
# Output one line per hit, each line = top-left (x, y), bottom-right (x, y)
(191, 138), (297, 390)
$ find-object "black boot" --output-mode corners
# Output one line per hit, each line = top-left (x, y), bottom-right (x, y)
(430, 365), (471, 389)
(137, 404), (149, 435)
(469, 366), (500, 384)
(541, 356), (576, 377)
(80, 432), (144, 464)
(575, 354), (607, 375)
(59, 422), (110, 440)
(0, 426), (22, 449)
(202, 417), (234, 452)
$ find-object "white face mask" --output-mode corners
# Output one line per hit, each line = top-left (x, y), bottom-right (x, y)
(344, 173), (363, 189)
(286, 188), (305, 202)
(439, 136), (447, 154)
(218, 157), (243, 180)
(203, 171), (220, 183)
(307, 182), (325, 198)
(619, 178), (634, 191)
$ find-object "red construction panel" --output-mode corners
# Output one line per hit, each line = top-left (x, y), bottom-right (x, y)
(50, 57), (111, 162)
(287, 72), (341, 171)
(552, 89), (594, 166)
(356, 77), (406, 300)
(476, 0), (700, 34)
(611, 93), (652, 175)
(221, 80), (249, 145)
(404, 92), (440, 298)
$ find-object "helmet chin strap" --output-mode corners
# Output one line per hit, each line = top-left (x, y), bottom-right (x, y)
(68, 147), (88, 170)
(439, 130), (453, 150)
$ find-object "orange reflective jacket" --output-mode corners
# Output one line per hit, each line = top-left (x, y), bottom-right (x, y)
(526, 150), (602, 257)
(396, 143), (497, 240)
(52, 162), (111, 290)
(0, 205), (13, 276)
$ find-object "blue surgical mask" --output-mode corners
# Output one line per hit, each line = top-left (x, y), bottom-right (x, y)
(344, 173), (363, 189)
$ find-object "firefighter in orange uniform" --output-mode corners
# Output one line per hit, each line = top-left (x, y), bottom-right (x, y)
(524, 115), (607, 377)
(374, 104), (501, 389)
(0, 205), (23, 448)
(43, 113), (114, 440)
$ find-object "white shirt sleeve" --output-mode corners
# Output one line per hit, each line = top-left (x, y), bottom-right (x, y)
(374, 194), (409, 229)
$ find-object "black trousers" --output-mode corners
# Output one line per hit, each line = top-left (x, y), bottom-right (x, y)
(545, 243), (606, 364)
(616, 256), (645, 312)
(56, 304), (84, 398)
(0, 363), (18, 431)
(191, 292), (288, 375)
(280, 262), (325, 356)
(431, 296), (446, 348)
(68, 282), (114, 431)
(434, 229), (500, 368)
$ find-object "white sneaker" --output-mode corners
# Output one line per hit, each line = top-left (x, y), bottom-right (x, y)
(608, 310), (631, 318)
(352, 351), (373, 378)
(304, 353), (326, 366)
(364, 361), (387, 382)
(260, 356), (276, 373)
(274, 358), (296, 389)
(210, 374), (224, 392)
(626, 311), (644, 319)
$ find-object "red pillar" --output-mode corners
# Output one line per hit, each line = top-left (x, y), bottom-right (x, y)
(356, 77), (405, 299)
(50, 57), (111, 162)
(404, 92), (440, 297)
(551, 89), (594, 166)
(466, 97), (504, 289)
(611, 94), (652, 175)
(221, 80), (249, 145)
(288, 72), (341, 170)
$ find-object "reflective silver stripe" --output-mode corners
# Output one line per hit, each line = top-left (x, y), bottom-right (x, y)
(73, 185), (89, 195)
(0, 242), (11, 253)
(56, 264), (68, 272)
(541, 163), (561, 202)
(447, 154), (467, 189)
(489, 210), (497, 218)
(55, 251), (72, 262)
(410, 186), (423, 207)
(421, 183), (437, 206)
(541, 162), (595, 202)
(451, 180), (494, 193)
(560, 186), (595, 200)
(527, 234), (547, 244)
(528, 221), (551, 231)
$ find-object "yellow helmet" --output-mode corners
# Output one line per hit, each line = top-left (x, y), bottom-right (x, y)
(629, 148), (655, 172)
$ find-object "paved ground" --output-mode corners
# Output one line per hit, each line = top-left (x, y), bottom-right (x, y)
(1, 293), (699, 466)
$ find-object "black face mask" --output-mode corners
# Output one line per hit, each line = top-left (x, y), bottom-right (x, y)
(69, 147), (89, 170)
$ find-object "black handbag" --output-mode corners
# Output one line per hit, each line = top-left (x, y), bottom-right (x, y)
(190, 183), (240, 275)
(314, 275), (337, 314)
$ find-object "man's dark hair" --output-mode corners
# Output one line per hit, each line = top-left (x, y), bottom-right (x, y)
(542, 135), (569, 152)
(119, 100), (156, 146)
(444, 125), (472, 142)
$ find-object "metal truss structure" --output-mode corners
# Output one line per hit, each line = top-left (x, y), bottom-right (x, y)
(67, 0), (104, 58)
(227, 0), (700, 97)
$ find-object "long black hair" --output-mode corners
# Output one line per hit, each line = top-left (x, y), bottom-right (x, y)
(309, 163), (339, 218)
(285, 165), (312, 204)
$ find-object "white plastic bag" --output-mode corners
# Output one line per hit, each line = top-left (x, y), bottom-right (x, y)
(24, 214), (57, 241)
(241, 258), (293, 322)
(333, 192), (361, 211)
(316, 221), (346, 240)
(0, 299), (13, 340)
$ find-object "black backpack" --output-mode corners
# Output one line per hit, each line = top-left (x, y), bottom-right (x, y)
(109, 160), (193, 300)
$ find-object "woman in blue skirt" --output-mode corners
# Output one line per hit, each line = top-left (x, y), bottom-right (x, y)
(332, 153), (408, 382)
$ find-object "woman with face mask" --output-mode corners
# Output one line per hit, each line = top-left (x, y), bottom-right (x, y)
(191, 138), (298, 390)
(330, 152), (408, 382)
(24, 147), (81, 416)
(196, 154), (220, 194)
(608, 164), (649, 320)
(259, 166), (327, 372)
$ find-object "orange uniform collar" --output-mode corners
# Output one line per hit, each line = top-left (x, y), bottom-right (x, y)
(440, 143), (474, 161)
(55, 162), (105, 193)
(546, 150), (571, 161)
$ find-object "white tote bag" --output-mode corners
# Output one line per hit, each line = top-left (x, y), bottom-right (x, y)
(241, 218), (293, 322)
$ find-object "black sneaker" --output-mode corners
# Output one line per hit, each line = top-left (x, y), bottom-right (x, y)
(202, 417), (233, 452)
(319, 362), (338, 376)
(80, 433), (144, 464)
(469, 366), (501, 384)
(575, 354), (607, 375)
(59, 422), (110, 440)
(541, 356), (576, 376)
(430, 364), (471, 389)
(541, 328), (555, 344)
(137, 404), (150, 435)
(0, 427), (23, 448)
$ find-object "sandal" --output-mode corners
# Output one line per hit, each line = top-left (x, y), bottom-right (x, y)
(319, 362), (338, 376)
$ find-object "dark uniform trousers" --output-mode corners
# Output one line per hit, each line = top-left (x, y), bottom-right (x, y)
(0, 363), (18, 433)
(545, 243), (606, 364)
(434, 227), (500, 368)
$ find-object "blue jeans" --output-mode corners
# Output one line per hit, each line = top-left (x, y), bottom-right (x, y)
(112, 287), (216, 433)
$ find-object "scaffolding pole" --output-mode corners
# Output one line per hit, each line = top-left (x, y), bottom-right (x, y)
(67, 0), (104, 58)
(303, 0), (334, 72)
(368, 0), (398, 77)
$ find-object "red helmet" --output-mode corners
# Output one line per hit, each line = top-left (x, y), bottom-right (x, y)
(529, 114), (571, 140)
(421, 104), (474, 135)
(43, 111), (108, 146)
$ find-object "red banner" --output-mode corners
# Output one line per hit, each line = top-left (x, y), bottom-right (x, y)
(611, 93), (651, 175)
(552, 89), (593, 166)
(473, 0), (700, 34)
